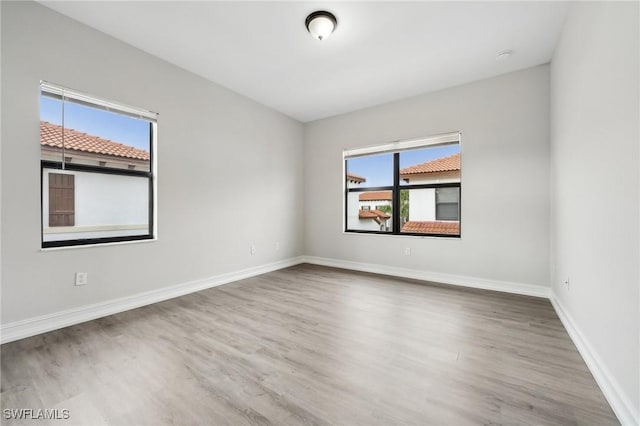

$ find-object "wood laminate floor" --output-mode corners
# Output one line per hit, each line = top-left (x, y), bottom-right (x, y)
(1, 264), (618, 425)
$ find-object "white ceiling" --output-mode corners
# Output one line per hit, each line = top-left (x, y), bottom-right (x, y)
(39, 1), (570, 122)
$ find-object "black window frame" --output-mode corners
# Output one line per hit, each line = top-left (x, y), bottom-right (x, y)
(344, 151), (461, 238)
(39, 84), (157, 249)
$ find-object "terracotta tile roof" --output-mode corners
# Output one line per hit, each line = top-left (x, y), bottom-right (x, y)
(401, 221), (460, 235)
(346, 172), (366, 183)
(359, 209), (391, 219)
(400, 153), (460, 176)
(40, 121), (149, 161)
(359, 191), (392, 201)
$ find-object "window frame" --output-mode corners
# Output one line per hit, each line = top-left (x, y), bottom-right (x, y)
(343, 133), (461, 238)
(39, 82), (158, 249)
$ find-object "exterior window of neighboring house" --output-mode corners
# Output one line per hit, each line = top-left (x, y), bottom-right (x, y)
(344, 132), (461, 237)
(435, 187), (460, 221)
(39, 81), (158, 248)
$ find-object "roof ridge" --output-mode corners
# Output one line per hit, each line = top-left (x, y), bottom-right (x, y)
(40, 121), (149, 160)
(399, 152), (460, 175)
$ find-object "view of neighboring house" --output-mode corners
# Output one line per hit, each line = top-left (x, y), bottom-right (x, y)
(346, 173), (388, 231)
(346, 172), (366, 188)
(40, 121), (150, 171)
(358, 191), (392, 231)
(399, 153), (460, 185)
(346, 153), (460, 234)
(399, 153), (460, 235)
(346, 172), (391, 231)
(41, 121), (151, 242)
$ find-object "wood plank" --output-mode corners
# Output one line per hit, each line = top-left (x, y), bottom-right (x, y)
(0, 264), (618, 425)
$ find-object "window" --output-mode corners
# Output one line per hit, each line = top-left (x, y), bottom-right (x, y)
(344, 133), (461, 237)
(40, 81), (158, 248)
(435, 187), (460, 221)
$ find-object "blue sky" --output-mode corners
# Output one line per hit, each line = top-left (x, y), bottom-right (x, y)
(40, 96), (150, 151)
(347, 144), (460, 187)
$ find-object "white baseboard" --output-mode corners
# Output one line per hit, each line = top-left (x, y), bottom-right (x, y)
(0, 256), (305, 344)
(1, 256), (548, 345)
(550, 293), (638, 426)
(301, 255), (551, 298)
(303, 256), (637, 424)
(3, 255), (634, 426)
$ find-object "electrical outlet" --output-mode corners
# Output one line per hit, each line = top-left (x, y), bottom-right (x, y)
(275, 242), (280, 251)
(404, 247), (411, 256)
(75, 272), (88, 286)
(564, 277), (570, 290)
(250, 244), (256, 255)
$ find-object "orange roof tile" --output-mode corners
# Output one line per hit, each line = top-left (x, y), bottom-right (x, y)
(359, 209), (391, 219)
(401, 221), (460, 235)
(359, 191), (392, 201)
(400, 153), (460, 176)
(40, 121), (149, 161)
(346, 172), (366, 183)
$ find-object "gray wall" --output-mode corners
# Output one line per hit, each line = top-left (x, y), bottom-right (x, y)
(1, 2), (304, 324)
(304, 66), (551, 288)
(3, 3), (637, 420)
(550, 2), (639, 419)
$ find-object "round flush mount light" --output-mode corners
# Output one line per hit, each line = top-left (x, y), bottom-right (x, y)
(497, 50), (513, 61)
(305, 11), (337, 41)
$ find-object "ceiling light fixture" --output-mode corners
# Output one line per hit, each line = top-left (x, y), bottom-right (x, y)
(305, 11), (337, 41)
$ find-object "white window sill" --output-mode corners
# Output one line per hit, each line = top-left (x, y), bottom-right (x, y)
(40, 237), (157, 252)
(342, 231), (462, 240)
